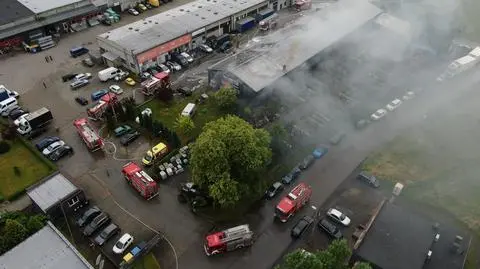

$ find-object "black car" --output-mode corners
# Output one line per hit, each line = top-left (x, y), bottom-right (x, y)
(219, 41), (232, 53)
(94, 223), (120, 246)
(49, 145), (73, 161)
(357, 172), (380, 188)
(281, 166), (301, 185)
(120, 131), (140, 146)
(177, 87), (193, 96)
(265, 182), (284, 199)
(76, 206), (101, 227)
(171, 53), (189, 67)
(8, 108), (27, 121)
(318, 218), (342, 239)
(83, 212), (110, 236)
(300, 155), (315, 170)
(291, 216), (314, 238)
(75, 97), (89, 106)
(62, 73), (78, 82)
(35, 136), (60, 151)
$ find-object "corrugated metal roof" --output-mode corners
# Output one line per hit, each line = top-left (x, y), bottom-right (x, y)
(0, 222), (94, 269)
(97, 0), (268, 54)
(26, 172), (78, 212)
(17, 0), (84, 14)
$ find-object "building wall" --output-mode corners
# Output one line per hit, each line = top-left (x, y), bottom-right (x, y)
(97, 36), (138, 72)
(45, 190), (88, 218)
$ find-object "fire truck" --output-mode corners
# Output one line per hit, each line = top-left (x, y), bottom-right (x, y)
(142, 72), (170, 96)
(122, 162), (159, 200)
(204, 224), (254, 256)
(86, 93), (118, 121)
(259, 13), (279, 31)
(275, 182), (312, 222)
(295, 0), (312, 11)
(73, 118), (103, 152)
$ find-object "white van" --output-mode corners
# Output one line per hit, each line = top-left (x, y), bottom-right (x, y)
(181, 103), (196, 117)
(0, 97), (18, 116)
(98, 67), (121, 82)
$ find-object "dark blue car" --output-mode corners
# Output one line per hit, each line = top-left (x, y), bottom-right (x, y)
(91, 89), (108, 101)
(281, 166), (302, 185)
(35, 136), (60, 151)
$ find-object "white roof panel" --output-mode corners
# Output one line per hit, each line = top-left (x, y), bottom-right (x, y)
(17, 0), (84, 13)
(26, 173), (78, 212)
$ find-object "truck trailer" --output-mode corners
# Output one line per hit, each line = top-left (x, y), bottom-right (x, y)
(17, 107), (53, 135)
(236, 17), (256, 33)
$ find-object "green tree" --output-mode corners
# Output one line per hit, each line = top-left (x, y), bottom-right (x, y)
(282, 249), (323, 269)
(352, 262), (372, 269)
(190, 115), (271, 207)
(3, 219), (27, 250)
(214, 87), (238, 110)
(175, 116), (195, 136)
(105, 110), (116, 132)
(26, 215), (46, 234)
(123, 97), (137, 120)
(317, 239), (352, 269)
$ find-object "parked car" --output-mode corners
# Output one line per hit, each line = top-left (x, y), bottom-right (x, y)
(144, 2), (153, 9)
(137, 3), (147, 11)
(177, 87), (193, 96)
(114, 71), (129, 82)
(35, 136), (60, 151)
(318, 218), (342, 239)
(74, 73), (92, 81)
(140, 72), (152, 81)
(70, 79), (89, 90)
(82, 58), (95, 67)
(120, 131), (140, 146)
(281, 166), (301, 184)
(94, 223), (120, 246)
(157, 63), (170, 74)
(109, 85), (124, 95)
(42, 140), (65, 156)
(125, 77), (136, 86)
(219, 41), (232, 52)
(49, 145), (74, 161)
(62, 73), (78, 82)
(300, 155), (315, 170)
(180, 52), (194, 63)
(76, 206), (101, 227)
(199, 44), (213, 53)
(114, 125), (132, 137)
(402, 91), (415, 101)
(91, 89), (108, 101)
(8, 108), (27, 120)
(313, 147), (328, 159)
(113, 233), (134, 254)
(326, 208), (351, 226)
(166, 61), (181, 71)
(386, 98), (403, 111)
(265, 182), (284, 199)
(83, 212), (110, 236)
(357, 172), (380, 188)
(171, 54), (188, 66)
(291, 216), (314, 238)
(128, 8), (139, 15)
(75, 96), (89, 106)
(370, 108), (387, 121)
(2, 105), (19, 118)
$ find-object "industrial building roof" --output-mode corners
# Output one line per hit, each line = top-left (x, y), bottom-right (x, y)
(0, 0), (34, 25)
(209, 0), (382, 93)
(17, 0), (84, 14)
(0, 222), (94, 269)
(26, 172), (78, 212)
(98, 0), (268, 54)
(355, 202), (469, 269)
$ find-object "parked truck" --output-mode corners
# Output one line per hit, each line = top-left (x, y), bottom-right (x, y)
(275, 182), (312, 222)
(255, 8), (275, 22)
(236, 17), (256, 33)
(86, 93), (118, 121)
(259, 13), (279, 31)
(204, 225), (254, 256)
(142, 72), (170, 96)
(73, 118), (103, 151)
(437, 46), (480, 81)
(16, 107), (53, 135)
(122, 162), (159, 200)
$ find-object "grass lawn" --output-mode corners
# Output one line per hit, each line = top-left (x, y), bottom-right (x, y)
(132, 253), (161, 269)
(0, 140), (54, 200)
(140, 92), (226, 144)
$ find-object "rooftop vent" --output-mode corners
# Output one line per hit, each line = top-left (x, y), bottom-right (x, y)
(214, 12), (218, 15)
(128, 27), (133, 30)
(144, 22), (147, 24)
(195, 14), (199, 16)
(186, 10), (190, 12)
(135, 29), (139, 31)
(180, 8), (184, 11)
(201, 17), (206, 19)
(198, 5), (202, 8)
(149, 20), (152, 23)
(155, 22), (158, 24)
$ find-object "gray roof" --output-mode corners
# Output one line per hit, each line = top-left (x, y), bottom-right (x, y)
(26, 172), (78, 212)
(209, 0), (382, 92)
(0, 0), (34, 25)
(0, 222), (94, 269)
(17, 0), (84, 14)
(355, 202), (470, 269)
(98, 0), (267, 54)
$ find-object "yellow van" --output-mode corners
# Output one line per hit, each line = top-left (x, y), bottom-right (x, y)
(149, 0), (160, 7)
(142, 142), (168, 166)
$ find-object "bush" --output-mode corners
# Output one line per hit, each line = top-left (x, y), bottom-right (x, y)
(1, 125), (17, 141)
(0, 141), (10, 154)
(13, 166), (20, 177)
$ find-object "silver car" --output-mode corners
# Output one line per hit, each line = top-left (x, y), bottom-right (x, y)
(70, 79), (89, 90)
(42, 140), (65, 156)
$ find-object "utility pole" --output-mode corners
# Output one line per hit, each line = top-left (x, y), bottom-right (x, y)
(60, 200), (75, 244)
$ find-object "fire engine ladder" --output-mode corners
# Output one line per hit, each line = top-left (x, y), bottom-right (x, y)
(81, 125), (100, 145)
(223, 225), (251, 243)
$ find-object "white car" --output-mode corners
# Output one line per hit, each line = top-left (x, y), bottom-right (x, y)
(180, 52), (194, 63)
(166, 61), (181, 71)
(326, 208), (351, 226)
(370, 108), (387, 121)
(386, 99), (402, 111)
(74, 73), (92, 81)
(14, 113), (28, 126)
(157, 63), (170, 74)
(135, 108), (152, 124)
(199, 44), (213, 53)
(402, 91), (415, 100)
(113, 233), (134, 254)
(42, 140), (65, 156)
(6, 89), (19, 99)
(109, 85), (124, 95)
(128, 8), (139, 16)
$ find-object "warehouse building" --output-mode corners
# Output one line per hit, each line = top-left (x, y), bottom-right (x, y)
(207, 0), (383, 96)
(96, 0), (279, 73)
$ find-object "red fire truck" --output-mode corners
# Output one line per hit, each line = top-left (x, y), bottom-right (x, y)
(295, 0), (312, 11)
(259, 13), (279, 31)
(204, 224), (254, 256)
(73, 118), (103, 152)
(275, 182), (312, 222)
(86, 93), (118, 121)
(142, 72), (170, 96)
(121, 162), (159, 200)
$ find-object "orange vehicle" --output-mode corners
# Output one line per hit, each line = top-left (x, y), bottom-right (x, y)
(86, 93), (118, 121)
(204, 225), (254, 256)
(122, 162), (158, 200)
(275, 182), (312, 222)
(73, 118), (103, 151)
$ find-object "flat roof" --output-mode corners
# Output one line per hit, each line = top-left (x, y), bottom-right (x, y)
(17, 0), (84, 14)
(98, 0), (268, 54)
(355, 202), (470, 269)
(26, 172), (78, 212)
(0, 222), (94, 269)
(210, 0), (382, 92)
(0, 0), (34, 25)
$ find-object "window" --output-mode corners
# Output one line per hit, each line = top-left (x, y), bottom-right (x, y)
(67, 196), (79, 207)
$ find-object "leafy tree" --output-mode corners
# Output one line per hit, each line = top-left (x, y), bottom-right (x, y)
(3, 219), (27, 250)
(281, 249), (323, 269)
(214, 87), (238, 110)
(352, 262), (372, 269)
(317, 239), (352, 269)
(156, 87), (173, 102)
(123, 97), (137, 120)
(1, 124), (17, 140)
(190, 115), (271, 207)
(26, 215), (47, 234)
(113, 102), (127, 122)
(142, 114), (153, 131)
(175, 116), (195, 136)
(105, 110), (116, 132)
